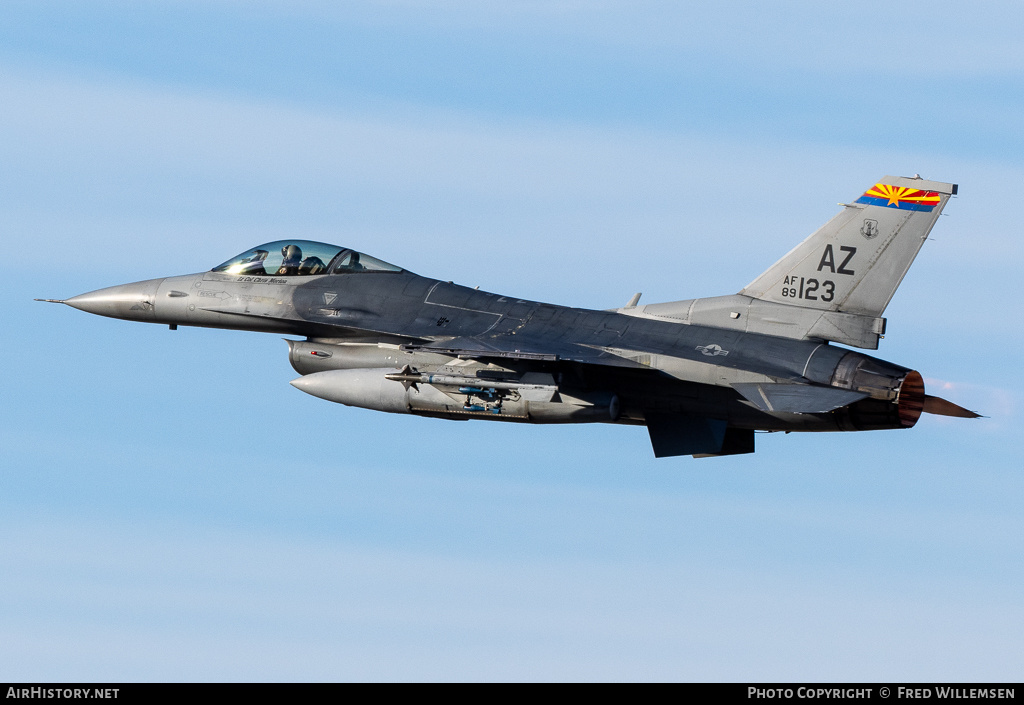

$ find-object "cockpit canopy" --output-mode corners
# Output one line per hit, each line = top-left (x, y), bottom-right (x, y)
(211, 240), (403, 277)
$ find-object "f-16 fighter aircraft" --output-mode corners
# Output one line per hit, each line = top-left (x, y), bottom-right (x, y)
(42, 175), (979, 457)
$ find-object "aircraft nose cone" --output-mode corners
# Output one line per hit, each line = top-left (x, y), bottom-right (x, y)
(290, 371), (348, 403)
(64, 278), (164, 321)
(289, 374), (326, 398)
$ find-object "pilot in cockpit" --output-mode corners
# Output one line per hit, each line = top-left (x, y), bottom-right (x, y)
(277, 244), (303, 276)
(299, 255), (327, 275)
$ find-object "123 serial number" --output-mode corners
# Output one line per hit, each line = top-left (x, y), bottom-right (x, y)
(780, 276), (835, 302)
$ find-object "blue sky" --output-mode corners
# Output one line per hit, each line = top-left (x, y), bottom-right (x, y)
(1, 0), (1022, 681)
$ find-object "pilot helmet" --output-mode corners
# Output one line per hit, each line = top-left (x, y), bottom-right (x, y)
(281, 244), (302, 262)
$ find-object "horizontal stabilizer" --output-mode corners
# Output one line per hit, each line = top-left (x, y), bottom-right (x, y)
(733, 383), (867, 414)
(923, 395), (982, 418)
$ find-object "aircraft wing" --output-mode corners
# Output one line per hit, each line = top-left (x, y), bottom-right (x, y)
(401, 336), (650, 368)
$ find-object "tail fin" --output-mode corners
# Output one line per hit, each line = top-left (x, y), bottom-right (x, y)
(741, 175), (957, 317)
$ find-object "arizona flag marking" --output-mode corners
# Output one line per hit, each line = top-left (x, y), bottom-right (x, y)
(855, 183), (941, 212)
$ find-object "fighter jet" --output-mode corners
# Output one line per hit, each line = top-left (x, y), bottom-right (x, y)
(41, 175), (979, 457)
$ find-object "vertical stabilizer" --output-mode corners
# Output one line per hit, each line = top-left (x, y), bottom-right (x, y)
(741, 176), (956, 317)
